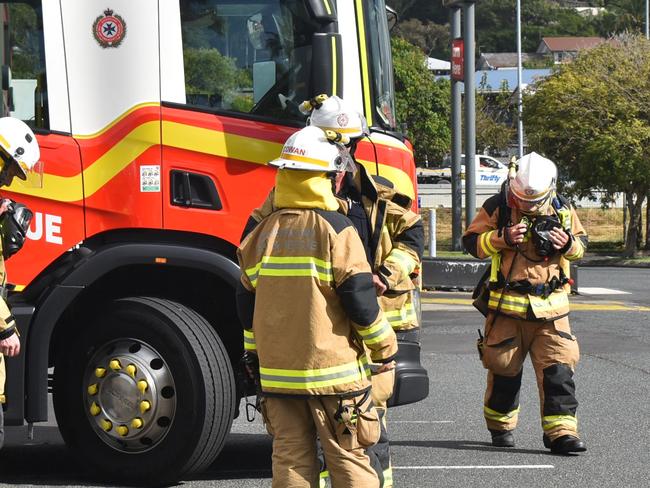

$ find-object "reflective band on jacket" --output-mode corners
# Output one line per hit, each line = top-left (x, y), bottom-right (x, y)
(484, 405), (520, 422)
(260, 357), (371, 390)
(245, 256), (333, 288)
(479, 230), (498, 256)
(356, 317), (393, 345)
(488, 291), (529, 313)
(384, 248), (417, 276)
(384, 467), (393, 486)
(243, 329), (256, 351)
(564, 239), (584, 260)
(542, 414), (577, 431)
(385, 302), (416, 328)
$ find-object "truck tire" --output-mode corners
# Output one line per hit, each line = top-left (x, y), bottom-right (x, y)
(53, 297), (236, 484)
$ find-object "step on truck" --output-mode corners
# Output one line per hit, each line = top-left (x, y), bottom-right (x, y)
(1, 0), (428, 483)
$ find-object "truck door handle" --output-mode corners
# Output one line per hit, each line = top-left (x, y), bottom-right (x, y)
(170, 170), (222, 210)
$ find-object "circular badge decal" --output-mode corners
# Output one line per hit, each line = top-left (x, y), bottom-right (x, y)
(93, 9), (127, 48)
(336, 113), (349, 128)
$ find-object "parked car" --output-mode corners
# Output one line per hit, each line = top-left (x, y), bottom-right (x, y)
(417, 154), (508, 185)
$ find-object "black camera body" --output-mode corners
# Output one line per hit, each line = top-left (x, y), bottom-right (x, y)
(531, 214), (562, 257)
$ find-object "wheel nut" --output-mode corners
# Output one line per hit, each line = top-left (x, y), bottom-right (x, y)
(87, 383), (98, 396)
(109, 359), (122, 371)
(90, 402), (101, 416)
(116, 425), (129, 437)
(95, 367), (106, 378)
(131, 418), (143, 429)
(137, 380), (148, 394)
(126, 364), (137, 378)
(101, 419), (112, 431)
(139, 400), (151, 413)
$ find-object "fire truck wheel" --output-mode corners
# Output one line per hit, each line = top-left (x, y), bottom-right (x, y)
(53, 296), (236, 484)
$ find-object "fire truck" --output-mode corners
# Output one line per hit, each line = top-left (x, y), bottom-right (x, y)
(1, 0), (427, 482)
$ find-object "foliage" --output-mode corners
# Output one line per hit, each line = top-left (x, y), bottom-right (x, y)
(523, 35), (650, 254)
(393, 18), (449, 60)
(8, 4), (41, 79)
(391, 37), (450, 164)
(474, 77), (516, 154)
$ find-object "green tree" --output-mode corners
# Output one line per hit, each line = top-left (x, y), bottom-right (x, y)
(393, 18), (449, 60)
(523, 35), (650, 255)
(391, 37), (450, 164)
(474, 77), (516, 154)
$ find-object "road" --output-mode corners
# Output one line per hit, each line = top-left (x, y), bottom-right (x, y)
(1, 267), (649, 487)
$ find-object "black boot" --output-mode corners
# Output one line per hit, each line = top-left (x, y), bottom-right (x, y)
(543, 434), (586, 454)
(490, 429), (515, 447)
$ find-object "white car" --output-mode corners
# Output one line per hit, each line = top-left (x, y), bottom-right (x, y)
(417, 154), (508, 185)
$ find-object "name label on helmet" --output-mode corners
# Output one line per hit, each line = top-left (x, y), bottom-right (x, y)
(283, 146), (306, 156)
(26, 212), (63, 245)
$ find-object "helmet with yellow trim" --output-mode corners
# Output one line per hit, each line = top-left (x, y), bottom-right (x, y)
(506, 152), (557, 215)
(301, 94), (369, 140)
(269, 126), (355, 173)
(0, 117), (42, 188)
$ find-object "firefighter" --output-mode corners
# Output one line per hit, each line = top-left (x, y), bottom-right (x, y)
(241, 95), (424, 487)
(463, 152), (587, 455)
(237, 125), (397, 487)
(0, 117), (42, 449)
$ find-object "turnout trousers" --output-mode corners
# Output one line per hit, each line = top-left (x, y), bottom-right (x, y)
(263, 395), (380, 488)
(481, 313), (581, 441)
(368, 369), (394, 487)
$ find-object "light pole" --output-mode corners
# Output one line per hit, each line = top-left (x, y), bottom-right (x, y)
(516, 0), (524, 158)
(646, 0), (649, 39)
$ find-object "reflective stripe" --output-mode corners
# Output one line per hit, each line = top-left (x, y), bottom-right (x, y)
(319, 470), (329, 488)
(565, 239), (584, 260)
(479, 230), (498, 256)
(243, 329), (256, 351)
(383, 467), (393, 486)
(356, 317), (393, 345)
(489, 252), (502, 283)
(245, 256), (333, 288)
(484, 405), (520, 422)
(488, 291), (529, 313)
(385, 302), (417, 328)
(260, 357), (371, 390)
(542, 414), (577, 431)
(528, 292), (569, 314)
(384, 248), (417, 276)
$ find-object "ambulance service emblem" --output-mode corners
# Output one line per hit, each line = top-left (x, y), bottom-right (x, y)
(93, 9), (126, 48)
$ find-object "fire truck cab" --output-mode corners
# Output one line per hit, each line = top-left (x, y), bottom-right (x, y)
(1, 0), (426, 482)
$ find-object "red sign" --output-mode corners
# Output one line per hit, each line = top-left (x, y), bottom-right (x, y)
(451, 39), (464, 81)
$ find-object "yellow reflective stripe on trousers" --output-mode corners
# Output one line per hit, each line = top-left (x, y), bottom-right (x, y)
(245, 256), (333, 288)
(356, 317), (393, 345)
(479, 230), (498, 256)
(383, 467), (393, 487)
(243, 329), (256, 351)
(484, 405), (520, 422)
(385, 302), (417, 328)
(259, 357), (371, 390)
(488, 290), (529, 313)
(384, 248), (417, 276)
(542, 414), (577, 431)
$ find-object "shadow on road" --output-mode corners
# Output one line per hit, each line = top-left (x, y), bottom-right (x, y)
(392, 438), (547, 455)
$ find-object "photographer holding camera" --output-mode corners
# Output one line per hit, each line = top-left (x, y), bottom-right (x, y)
(0, 117), (41, 449)
(463, 152), (588, 455)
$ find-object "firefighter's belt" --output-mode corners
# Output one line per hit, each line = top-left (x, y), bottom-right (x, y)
(504, 275), (568, 298)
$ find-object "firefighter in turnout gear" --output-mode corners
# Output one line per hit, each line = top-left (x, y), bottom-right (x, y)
(241, 95), (424, 487)
(463, 152), (587, 455)
(237, 125), (398, 487)
(0, 117), (42, 449)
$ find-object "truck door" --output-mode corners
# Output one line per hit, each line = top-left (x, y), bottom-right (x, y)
(60, 0), (163, 237)
(159, 0), (341, 245)
(1, 0), (84, 289)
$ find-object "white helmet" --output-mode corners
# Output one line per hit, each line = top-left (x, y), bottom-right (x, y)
(0, 117), (42, 188)
(507, 152), (557, 214)
(269, 126), (355, 172)
(302, 95), (369, 139)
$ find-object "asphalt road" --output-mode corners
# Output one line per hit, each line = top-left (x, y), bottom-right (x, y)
(1, 267), (649, 487)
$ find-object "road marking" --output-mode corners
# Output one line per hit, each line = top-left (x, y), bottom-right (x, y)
(393, 465), (555, 470)
(389, 420), (454, 424)
(579, 287), (631, 295)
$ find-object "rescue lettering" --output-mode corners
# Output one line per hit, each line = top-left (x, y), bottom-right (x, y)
(26, 212), (63, 245)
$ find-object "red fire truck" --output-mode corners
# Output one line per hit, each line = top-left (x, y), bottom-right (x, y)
(1, 0), (427, 482)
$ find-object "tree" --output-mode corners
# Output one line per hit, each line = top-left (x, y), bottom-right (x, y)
(393, 18), (449, 60)
(391, 37), (450, 164)
(523, 35), (650, 255)
(474, 76), (516, 154)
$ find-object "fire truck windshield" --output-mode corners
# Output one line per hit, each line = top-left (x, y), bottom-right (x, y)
(364, 0), (396, 130)
(180, 0), (319, 123)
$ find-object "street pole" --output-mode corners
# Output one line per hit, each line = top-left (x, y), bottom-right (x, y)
(463, 1), (477, 227)
(646, 0), (649, 39)
(516, 0), (524, 158)
(450, 8), (462, 251)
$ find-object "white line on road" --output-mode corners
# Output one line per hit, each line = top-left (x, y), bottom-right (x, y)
(393, 465), (555, 470)
(578, 287), (631, 295)
(389, 421), (455, 424)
